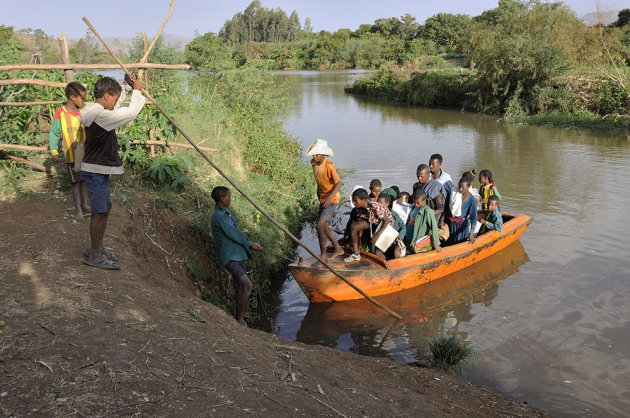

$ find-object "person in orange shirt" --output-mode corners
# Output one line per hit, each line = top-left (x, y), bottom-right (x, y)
(306, 139), (344, 262)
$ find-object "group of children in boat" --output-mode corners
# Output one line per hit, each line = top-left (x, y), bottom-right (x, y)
(306, 139), (504, 263)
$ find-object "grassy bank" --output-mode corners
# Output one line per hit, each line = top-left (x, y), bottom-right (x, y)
(346, 63), (630, 133)
(0, 68), (316, 329)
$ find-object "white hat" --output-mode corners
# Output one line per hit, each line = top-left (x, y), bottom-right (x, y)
(305, 138), (334, 157)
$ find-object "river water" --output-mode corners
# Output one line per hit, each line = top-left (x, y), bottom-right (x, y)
(271, 70), (630, 417)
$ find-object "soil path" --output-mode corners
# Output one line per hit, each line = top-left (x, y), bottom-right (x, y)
(0, 197), (546, 416)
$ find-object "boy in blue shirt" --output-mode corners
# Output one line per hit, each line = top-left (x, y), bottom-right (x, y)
(481, 195), (503, 233)
(211, 186), (263, 326)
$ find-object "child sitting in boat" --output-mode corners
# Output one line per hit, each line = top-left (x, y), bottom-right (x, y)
(368, 179), (382, 201)
(448, 170), (481, 233)
(480, 195), (503, 233)
(344, 187), (393, 263)
(479, 169), (501, 213)
(377, 193), (406, 259)
(403, 189), (442, 254)
(445, 177), (478, 245)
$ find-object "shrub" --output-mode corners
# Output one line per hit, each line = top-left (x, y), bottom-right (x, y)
(428, 335), (474, 372)
(144, 154), (192, 188)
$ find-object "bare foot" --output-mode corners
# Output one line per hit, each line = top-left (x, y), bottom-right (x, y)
(332, 246), (345, 257)
(75, 211), (84, 221)
(237, 318), (248, 327)
(81, 207), (91, 214)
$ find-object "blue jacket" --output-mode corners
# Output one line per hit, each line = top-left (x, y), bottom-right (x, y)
(485, 208), (503, 232)
(211, 206), (252, 266)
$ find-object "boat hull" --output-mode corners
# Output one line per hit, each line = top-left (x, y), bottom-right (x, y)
(289, 212), (531, 302)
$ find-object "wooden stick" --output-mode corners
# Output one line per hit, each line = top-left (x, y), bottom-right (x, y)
(58, 34), (74, 82)
(128, 140), (217, 152)
(0, 79), (68, 88)
(0, 101), (64, 106)
(138, 0), (175, 80)
(0, 63), (190, 71)
(0, 150), (46, 171)
(83, 16), (402, 319)
(142, 32), (150, 92)
(0, 143), (47, 152)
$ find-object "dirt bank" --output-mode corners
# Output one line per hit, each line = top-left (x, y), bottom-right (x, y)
(0, 197), (546, 416)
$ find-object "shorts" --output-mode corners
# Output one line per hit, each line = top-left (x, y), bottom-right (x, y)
(317, 203), (338, 222)
(82, 171), (112, 214)
(225, 260), (247, 280)
(66, 163), (82, 183)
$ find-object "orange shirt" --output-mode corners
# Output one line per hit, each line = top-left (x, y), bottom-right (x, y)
(312, 158), (341, 204)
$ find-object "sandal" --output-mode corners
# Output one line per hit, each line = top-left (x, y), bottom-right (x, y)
(83, 248), (119, 262)
(82, 254), (120, 270)
(344, 253), (361, 263)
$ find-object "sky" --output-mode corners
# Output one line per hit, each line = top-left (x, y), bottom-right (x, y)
(0, 0), (627, 40)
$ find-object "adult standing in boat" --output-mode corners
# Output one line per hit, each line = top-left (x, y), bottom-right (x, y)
(446, 177), (478, 245)
(306, 139), (345, 262)
(429, 153), (454, 197)
(413, 164), (445, 224)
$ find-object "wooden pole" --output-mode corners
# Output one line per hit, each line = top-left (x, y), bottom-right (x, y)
(83, 16), (402, 319)
(128, 140), (217, 152)
(0, 63), (190, 71)
(142, 32), (155, 157)
(138, 0), (175, 80)
(0, 144), (47, 152)
(0, 79), (68, 88)
(58, 34), (74, 82)
(0, 100), (157, 106)
(0, 150), (47, 172)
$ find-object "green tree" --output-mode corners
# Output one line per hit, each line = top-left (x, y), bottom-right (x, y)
(421, 13), (472, 52)
(611, 8), (630, 28)
(303, 17), (313, 35)
(372, 17), (402, 37)
(470, 0), (582, 113)
(399, 13), (420, 39)
(185, 32), (236, 71)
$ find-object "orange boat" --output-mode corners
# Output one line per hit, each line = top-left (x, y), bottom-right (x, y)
(289, 212), (531, 302)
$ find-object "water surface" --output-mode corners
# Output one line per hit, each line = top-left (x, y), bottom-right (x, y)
(272, 70), (630, 417)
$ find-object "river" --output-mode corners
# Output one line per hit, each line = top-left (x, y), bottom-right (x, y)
(272, 70), (630, 417)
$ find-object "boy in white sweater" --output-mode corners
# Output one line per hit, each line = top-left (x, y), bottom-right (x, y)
(81, 75), (145, 269)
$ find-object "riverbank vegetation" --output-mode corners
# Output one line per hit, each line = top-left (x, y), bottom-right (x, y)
(0, 29), (315, 329)
(346, 2), (630, 131)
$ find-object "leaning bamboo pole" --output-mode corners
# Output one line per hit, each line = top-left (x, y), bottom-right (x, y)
(83, 16), (402, 320)
(0, 63), (190, 71)
(58, 34), (74, 82)
(128, 140), (218, 152)
(138, 0), (175, 80)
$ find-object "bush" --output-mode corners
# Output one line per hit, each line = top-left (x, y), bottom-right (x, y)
(428, 335), (474, 372)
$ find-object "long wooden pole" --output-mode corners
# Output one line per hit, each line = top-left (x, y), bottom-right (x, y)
(83, 16), (402, 320)
(138, 0), (175, 80)
(0, 150), (46, 172)
(0, 79), (68, 88)
(0, 63), (190, 71)
(0, 143), (47, 152)
(0, 100), (157, 106)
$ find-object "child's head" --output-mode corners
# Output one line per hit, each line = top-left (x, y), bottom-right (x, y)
(369, 179), (382, 197)
(351, 187), (369, 208)
(65, 82), (87, 108)
(211, 186), (231, 207)
(479, 169), (493, 185)
(389, 185), (400, 195)
(412, 188), (427, 208)
(429, 154), (443, 176)
(461, 169), (476, 183)
(93, 77), (122, 110)
(458, 177), (471, 193)
(488, 195), (500, 211)
(396, 191), (410, 204)
(416, 164), (430, 184)
(377, 193), (392, 208)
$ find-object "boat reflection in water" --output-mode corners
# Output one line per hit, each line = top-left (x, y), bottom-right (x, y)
(295, 241), (530, 362)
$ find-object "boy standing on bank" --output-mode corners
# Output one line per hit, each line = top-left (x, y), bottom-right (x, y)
(81, 75), (145, 270)
(49, 82), (90, 220)
(306, 139), (345, 262)
(211, 186), (263, 326)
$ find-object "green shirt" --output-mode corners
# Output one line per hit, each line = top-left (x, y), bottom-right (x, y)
(404, 204), (439, 249)
(211, 206), (252, 266)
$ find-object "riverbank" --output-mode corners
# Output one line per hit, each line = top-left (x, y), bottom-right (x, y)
(0, 197), (546, 416)
(345, 64), (630, 133)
